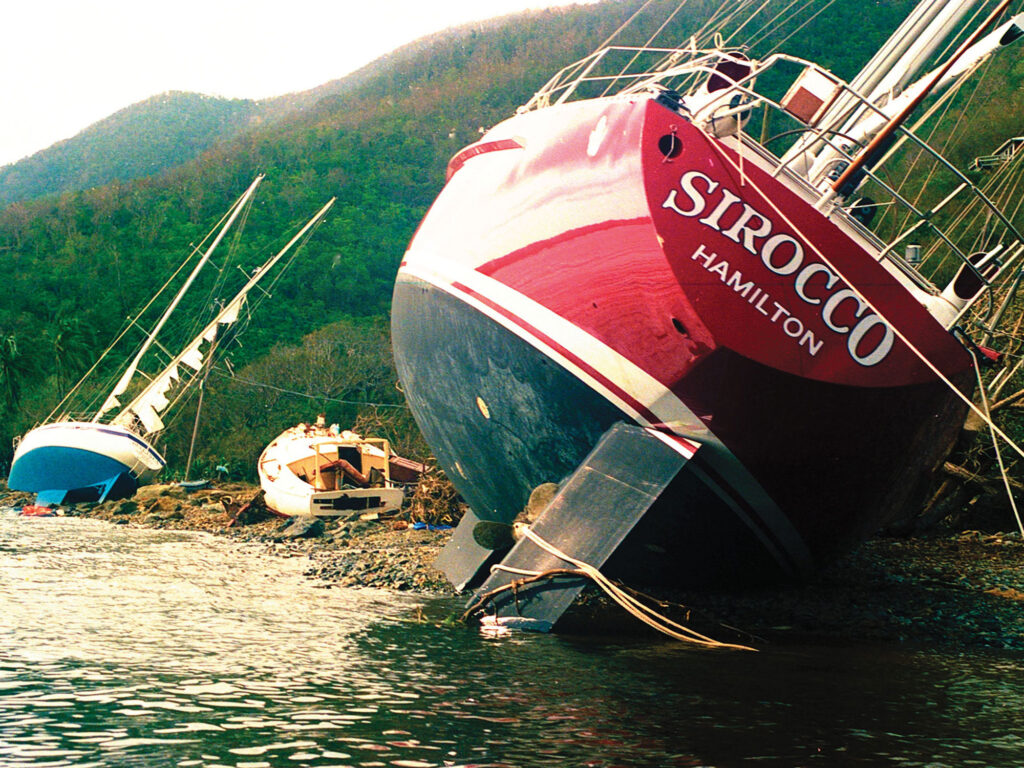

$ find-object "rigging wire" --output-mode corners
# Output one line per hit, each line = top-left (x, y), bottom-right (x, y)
(183, 188), (258, 351)
(743, 0), (813, 51)
(152, 212), (332, 442)
(601, 0), (693, 97)
(594, 0), (662, 51)
(208, 368), (409, 410)
(693, 0), (757, 47)
(44, 204), (236, 423)
(880, 21), (1002, 269)
(972, 349), (1024, 536)
(881, 72), (980, 244)
(759, 0), (840, 57)
(723, 0), (780, 48)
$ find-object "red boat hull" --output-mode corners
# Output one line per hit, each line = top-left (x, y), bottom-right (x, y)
(393, 95), (971, 584)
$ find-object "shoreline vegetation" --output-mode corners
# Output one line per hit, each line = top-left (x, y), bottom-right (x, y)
(4, 480), (1023, 651)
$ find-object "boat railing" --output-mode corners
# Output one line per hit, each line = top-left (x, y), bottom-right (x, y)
(969, 136), (1024, 171)
(520, 46), (1024, 312)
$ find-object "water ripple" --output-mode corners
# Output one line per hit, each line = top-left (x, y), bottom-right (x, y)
(3, 514), (1024, 766)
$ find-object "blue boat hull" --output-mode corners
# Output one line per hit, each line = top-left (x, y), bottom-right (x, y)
(8, 422), (165, 505)
(9, 445), (138, 505)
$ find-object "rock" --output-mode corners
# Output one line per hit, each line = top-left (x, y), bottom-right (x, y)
(113, 500), (138, 516)
(145, 508), (184, 522)
(144, 497), (183, 517)
(274, 516), (325, 540)
(134, 484), (177, 503)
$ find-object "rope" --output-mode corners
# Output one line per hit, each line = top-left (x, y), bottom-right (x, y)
(972, 349), (1024, 536)
(508, 526), (756, 650)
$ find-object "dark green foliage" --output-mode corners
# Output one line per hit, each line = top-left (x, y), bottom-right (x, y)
(0, 333), (30, 413)
(161, 316), (426, 481)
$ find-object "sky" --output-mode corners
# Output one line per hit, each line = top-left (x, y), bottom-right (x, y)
(0, 0), (592, 167)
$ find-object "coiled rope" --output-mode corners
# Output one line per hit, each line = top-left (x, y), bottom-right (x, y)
(466, 526), (757, 651)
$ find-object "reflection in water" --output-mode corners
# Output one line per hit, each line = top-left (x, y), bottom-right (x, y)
(2, 511), (1024, 767)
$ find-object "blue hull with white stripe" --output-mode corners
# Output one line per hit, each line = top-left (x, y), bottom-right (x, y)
(8, 422), (166, 505)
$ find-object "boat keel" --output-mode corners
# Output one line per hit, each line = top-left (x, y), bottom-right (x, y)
(35, 470), (138, 506)
(460, 422), (696, 632)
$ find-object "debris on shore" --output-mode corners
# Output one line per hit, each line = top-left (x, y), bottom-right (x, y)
(3, 480), (1022, 649)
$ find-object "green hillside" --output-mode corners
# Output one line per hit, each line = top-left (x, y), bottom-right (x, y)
(0, 92), (263, 207)
(1, 0), (1022, 476)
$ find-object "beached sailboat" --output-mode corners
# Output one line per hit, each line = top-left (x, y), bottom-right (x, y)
(257, 419), (411, 518)
(9, 179), (335, 505)
(391, 0), (1024, 627)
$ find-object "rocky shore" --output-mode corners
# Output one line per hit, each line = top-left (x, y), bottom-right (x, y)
(4, 482), (456, 593)
(5, 481), (1023, 650)
(595, 532), (1024, 650)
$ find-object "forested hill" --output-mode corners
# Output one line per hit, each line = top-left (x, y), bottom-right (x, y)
(0, 93), (262, 207)
(0, 83), (350, 209)
(0, 0), (1021, 473)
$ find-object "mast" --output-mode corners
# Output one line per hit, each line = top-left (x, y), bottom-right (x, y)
(781, 0), (981, 170)
(854, 0), (980, 106)
(112, 196), (337, 438)
(94, 174), (264, 420)
(829, 0), (1020, 197)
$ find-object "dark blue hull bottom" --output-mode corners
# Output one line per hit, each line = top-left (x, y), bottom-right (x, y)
(9, 445), (138, 505)
(392, 278), (787, 587)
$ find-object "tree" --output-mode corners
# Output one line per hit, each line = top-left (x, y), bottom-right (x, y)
(49, 314), (93, 399)
(0, 333), (30, 414)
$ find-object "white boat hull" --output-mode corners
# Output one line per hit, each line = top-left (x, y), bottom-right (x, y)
(258, 425), (405, 518)
(263, 484), (406, 519)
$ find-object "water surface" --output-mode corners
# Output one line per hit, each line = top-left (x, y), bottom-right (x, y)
(2, 511), (1023, 767)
